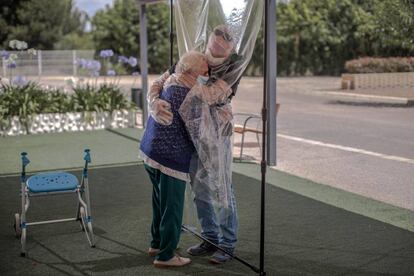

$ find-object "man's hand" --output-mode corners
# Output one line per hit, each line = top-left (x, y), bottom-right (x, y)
(149, 98), (173, 125)
(196, 79), (232, 105)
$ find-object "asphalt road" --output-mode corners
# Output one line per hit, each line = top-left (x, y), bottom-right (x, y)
(232, 76), (414, 211)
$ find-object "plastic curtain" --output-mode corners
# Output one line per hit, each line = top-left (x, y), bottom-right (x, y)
(175, 0), (264, 220)
(175, 0), (264, 87)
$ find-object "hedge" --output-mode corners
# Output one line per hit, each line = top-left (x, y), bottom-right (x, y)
(345, 57), (414, 74)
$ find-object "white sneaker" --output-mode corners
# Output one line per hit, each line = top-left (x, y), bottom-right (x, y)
(153, 255), (191, 268)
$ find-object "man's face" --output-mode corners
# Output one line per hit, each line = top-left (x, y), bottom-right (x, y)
(207, 28), (234, 59)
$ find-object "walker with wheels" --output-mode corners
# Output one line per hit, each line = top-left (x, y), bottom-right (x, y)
(13, 149), (95, 257)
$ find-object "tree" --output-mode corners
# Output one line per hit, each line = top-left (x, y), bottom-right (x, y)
(54, 32), (95, 50)
(247, 0), (414, 76)
(3, 0), (86, 50)
(371, 0), (414, 54)
(92, 0), (172, 73)
(0, 0), (28, 48)
(275, 0), (379, 75)
(92, 0), (140, 59)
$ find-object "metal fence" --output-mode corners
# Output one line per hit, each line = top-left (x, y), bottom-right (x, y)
(1, 50), (95, 77)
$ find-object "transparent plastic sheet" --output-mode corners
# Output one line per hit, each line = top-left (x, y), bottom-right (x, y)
(175, 0), (264, 87)
(179, 88), (233, 204)
(174, 0), (263, 224)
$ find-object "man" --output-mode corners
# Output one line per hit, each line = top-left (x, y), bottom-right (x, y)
(148, 25), (243, 264)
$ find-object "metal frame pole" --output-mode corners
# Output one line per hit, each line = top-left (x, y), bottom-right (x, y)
(169, 0), (174, 67)
(266, 0), (277, 166)
(139, 4), (149, 126)
(259, 1), (269, 274)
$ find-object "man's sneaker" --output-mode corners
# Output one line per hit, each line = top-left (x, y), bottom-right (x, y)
(153, 255), (191, 268)
(209, 249), (233, 264)
(187, 241), (217, 256)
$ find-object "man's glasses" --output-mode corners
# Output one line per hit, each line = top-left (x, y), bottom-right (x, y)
(214, 29), (233, 42)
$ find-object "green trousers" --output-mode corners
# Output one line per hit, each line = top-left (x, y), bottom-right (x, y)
(144, 164), (186, 261)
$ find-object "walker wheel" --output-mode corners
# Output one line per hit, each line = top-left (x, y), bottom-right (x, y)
(14, 213), (21, 238)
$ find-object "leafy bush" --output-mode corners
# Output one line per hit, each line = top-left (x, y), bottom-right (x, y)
(97, 84), (134, 113)
(72, 84), (134, 113)
(0, 82), (46, 133)
(345, 57), (414, 73)
(72, 84), (101, 112)
(40, 89), (72, 113)
(0, 81), (136, 134)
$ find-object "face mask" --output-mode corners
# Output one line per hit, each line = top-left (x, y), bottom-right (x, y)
(205, 48), (228, 66)
(197, 75), (209, 85)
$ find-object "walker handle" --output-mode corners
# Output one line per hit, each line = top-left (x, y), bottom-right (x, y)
(83, 149), (91, 163)
(21, 152), (30, 167)
(20, 152), (30, 181)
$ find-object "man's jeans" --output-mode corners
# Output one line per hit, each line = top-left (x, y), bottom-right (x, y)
(189, 137), (238, 250)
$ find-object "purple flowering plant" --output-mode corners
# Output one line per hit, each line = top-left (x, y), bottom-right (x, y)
(0, 40), (36, 87)
(74, 49), (140, 89)
(117, 54), (140, 88)
(11, 75), (28, 87)
(99, 49), (114, 58)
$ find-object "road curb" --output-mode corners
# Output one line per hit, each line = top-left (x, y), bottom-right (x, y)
(315, 90), (414, 106)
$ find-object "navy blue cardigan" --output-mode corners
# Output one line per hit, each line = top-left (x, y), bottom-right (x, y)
(140, 85), (195, 173)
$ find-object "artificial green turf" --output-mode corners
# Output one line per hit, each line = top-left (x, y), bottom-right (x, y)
(0, 165), (413, 275)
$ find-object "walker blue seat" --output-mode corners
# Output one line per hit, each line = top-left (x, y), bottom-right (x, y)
(26, 172), (79, 193)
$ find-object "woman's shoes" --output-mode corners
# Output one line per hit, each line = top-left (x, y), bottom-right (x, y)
(153, 255), (191, 268)
(148, 247), (160, 257)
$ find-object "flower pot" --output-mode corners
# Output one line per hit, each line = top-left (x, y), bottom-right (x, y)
(131, 88), (144, 110)
(0, 110), (137, 136)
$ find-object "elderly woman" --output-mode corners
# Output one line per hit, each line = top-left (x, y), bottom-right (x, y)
(148, 25), (243, 264)
(140, 51), (208, 268)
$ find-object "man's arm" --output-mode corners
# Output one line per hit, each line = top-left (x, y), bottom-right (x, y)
(228, 75), (241, 100)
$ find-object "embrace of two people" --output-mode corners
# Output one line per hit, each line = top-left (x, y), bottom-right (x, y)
(140, 25), (242, 268)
